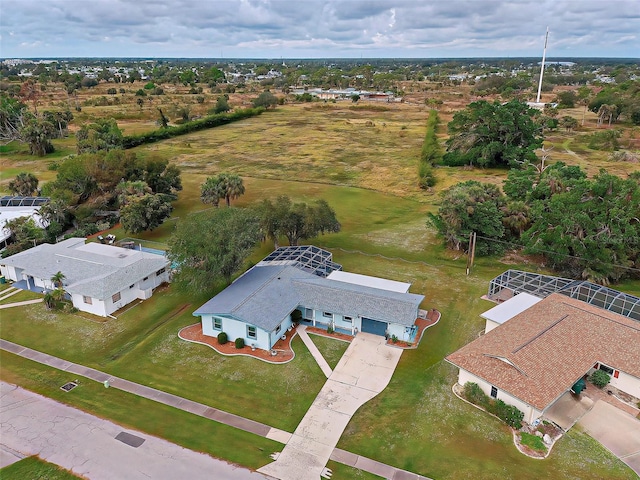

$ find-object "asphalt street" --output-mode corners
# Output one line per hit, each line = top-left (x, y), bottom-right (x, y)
(0, 382), (270, 480)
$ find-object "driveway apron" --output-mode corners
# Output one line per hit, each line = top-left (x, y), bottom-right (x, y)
(258, 333), (402, 480)
(578, 400), (640, 476)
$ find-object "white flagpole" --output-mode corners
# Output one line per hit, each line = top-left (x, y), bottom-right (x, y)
(536, 27), (549, 104)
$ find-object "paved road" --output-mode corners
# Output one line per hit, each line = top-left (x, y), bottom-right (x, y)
(578, 400), (640, 476)
(0, 382), (269, 480)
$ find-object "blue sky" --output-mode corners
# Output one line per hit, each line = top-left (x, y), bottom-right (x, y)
(1, 0), (638, 58)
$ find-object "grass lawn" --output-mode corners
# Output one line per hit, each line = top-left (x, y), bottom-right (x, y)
(325, 461), (384, 479)
(0, 351), (280, 470)
(0, 288), (42, 305)
(307, 333), (350, 370)
(0, 456), (81, 480)
(0, 285), (327, 432)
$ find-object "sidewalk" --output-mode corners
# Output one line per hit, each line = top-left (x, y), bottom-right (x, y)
(0, 338), (431, 480)
(0, 299), (43, 309)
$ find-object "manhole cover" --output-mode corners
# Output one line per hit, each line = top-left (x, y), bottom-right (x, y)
(60, 382), (78, 392)
(115, 431), (145, 448)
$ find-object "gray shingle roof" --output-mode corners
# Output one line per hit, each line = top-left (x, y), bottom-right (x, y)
(1, 238), (169, 299)
(194, 263), (424, 331)
(294, 276), (424, 326)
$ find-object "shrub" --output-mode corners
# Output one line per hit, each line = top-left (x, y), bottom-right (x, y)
(235, 337), (245, 349)
(489, 399), (524, 429)
(463, 382), (489, 407)
(327, 325), (334, 334)
(291, 309), (302, 323)
(520, 432), (547, 452)
(590, 369), (611, 389)
(391, 334), (398, 343)
(217, 332), (228, 345)
(462, 382), (523, 428)
(121, 108), (264, 148)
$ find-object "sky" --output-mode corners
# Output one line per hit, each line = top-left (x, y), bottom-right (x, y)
(1, 0), (638, 59)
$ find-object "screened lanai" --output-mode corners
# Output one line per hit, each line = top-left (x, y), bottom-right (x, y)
(488, 269), (640, 321)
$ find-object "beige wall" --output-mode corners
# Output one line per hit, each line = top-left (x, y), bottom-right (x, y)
(457, 369), (542, 424)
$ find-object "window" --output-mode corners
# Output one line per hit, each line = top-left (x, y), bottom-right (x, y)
(599, 364), (614, 375)
(490, 386), (498, 398)
(143, 276), (149, 281)
(83, 296), (92, 305)
(213, 318), (222, 331)
(156, 267), (166, 276)
(129, 284), (135, 289)
(112, 292), (121, 303)
(247, 325), (257, 340)
(275, 324), (281, 334)
(344, 316), (353, 323)
(323, 312), (333, 318)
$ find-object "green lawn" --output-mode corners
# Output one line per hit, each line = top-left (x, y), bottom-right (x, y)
(307, 333), (350, 370)
(0, 285), (326, 432)
(0, 456), (81, 480)
(0, 288), (42, 305)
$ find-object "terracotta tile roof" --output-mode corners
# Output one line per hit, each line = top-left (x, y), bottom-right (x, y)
(446, 293), (640, 411)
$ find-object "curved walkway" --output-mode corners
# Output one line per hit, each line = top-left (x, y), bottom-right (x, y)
(0, 338), (431, 480)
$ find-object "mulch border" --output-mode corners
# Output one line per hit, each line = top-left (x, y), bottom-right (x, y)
(451, 382), (562, 459)
(178, 323), (297, 364)
(386, 309), (442, 349)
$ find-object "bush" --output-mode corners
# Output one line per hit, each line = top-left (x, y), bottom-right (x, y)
(590, 369), (611, 389)
(520, 432), (547, 452)
(463, 382), (489, 407)
(489, 399), (524, 429)
(462, 382), (524, 428)
(217, 332), (228, 345)
(291, 309), (302, 323)
(235, 337), (245, 349)
(122, 108), (264, 148)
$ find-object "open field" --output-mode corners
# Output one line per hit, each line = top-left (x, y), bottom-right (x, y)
(1, 90), (639, 479)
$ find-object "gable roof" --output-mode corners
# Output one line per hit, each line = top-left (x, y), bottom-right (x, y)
(194, 261), (424, 332)
(1, 238), (169, 299)
(446, 293), (640, 411)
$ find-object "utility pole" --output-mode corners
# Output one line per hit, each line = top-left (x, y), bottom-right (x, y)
(535, 27), (549, 104)
(466, 232), (477, 275)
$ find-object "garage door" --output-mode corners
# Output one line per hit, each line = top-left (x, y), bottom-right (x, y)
(361, 318), (387, 336)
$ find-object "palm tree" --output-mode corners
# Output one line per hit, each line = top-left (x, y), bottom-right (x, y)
(8, 172), (39, 196)
(200, 176), (225, 208)
(220, 174), (245, 207)
(51, 271), (65, 289)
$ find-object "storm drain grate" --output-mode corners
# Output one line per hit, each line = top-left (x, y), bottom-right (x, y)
(60, 382), (78, 392)
(115, 431), (145, 448)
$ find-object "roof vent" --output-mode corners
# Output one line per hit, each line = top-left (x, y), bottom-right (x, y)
(118, 253), (128, 258)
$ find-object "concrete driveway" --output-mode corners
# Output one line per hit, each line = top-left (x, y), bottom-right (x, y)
(578, 401), (640, 476)
(258, 332), (403, 480)
(0, 382), (268, 480)
(544, 390), (594, 430)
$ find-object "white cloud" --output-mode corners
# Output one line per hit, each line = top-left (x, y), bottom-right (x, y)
(0, 0), (638, 57)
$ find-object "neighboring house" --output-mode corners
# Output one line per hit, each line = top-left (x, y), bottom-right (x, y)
(193, 246), (424, 351)
(0, 237), (170, 317)
(0, 196), (49, 250)
(446, 272), (640, 425)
